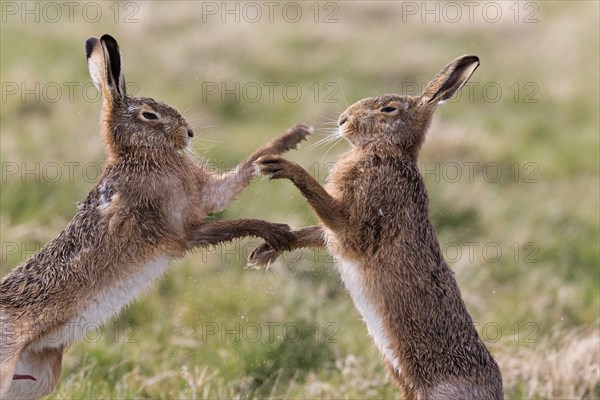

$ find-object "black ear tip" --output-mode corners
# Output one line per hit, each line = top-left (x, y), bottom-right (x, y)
(464, 55), (480, 66)
(100, 34), (119, 47)
(85, 38), (98, 58)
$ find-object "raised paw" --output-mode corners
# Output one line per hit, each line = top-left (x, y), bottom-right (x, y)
(255, 155), (294, 180)
(271, 124), (312, 154)
(248, 242), (282, 268)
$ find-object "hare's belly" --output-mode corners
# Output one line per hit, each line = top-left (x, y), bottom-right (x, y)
(31, 255), (172, 350)
(334, 254), (401, 372)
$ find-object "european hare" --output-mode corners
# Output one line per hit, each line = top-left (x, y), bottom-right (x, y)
(250, 56), (503, 399)
(0, 34), (310, 400)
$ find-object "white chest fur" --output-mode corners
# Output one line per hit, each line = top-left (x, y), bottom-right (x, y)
(31, 255), (172, 351)
(335, 255), (400, 372)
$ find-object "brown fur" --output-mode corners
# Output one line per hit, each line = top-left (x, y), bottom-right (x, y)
(249, 56), (503, 399)
(0, 34), (310, 399)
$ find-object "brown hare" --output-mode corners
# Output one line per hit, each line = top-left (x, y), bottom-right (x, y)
(0, 34), (310, 400)
(249, 56), (503, 399)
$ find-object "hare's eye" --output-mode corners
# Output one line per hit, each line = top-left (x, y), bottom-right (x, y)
(142, 111), (159, 120)
(380, 106), (397, 113)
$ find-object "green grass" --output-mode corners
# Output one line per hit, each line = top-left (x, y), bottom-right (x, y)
(1, 2), (599, 399)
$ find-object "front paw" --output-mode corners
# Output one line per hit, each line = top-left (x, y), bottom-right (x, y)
(255, 155), (293, 180)
(261, 222), (294, 250)
(273, 124), (312, 153)
(248, 242), (282, 268)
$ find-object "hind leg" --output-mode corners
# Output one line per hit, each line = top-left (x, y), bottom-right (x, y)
(4, 346), (64, 400)
(0, 351), (20, 399)
(0, 311), (22, 397)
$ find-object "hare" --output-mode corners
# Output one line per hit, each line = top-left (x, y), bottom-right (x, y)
(0, 34), (311, 400)
(249, 56), (503, 399)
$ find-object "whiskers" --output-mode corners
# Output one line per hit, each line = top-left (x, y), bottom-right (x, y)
(182, 129), (221, 162)
(308, 128), (343, 150)
(185, 123), (222, 153)
(308, 127), (346, 162)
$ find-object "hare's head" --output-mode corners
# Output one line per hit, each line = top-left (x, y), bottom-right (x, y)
(338, 55), (479, 158)
(86, 35), (194, 158)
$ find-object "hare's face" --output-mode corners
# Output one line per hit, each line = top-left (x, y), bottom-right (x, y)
(109, 97), (194, 151)
(337, 54), (481, 158)
(338, 95), (424, 153)
(86, 35), (194, 155)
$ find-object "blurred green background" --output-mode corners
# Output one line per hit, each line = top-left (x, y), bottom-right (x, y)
(1, 1), (598, 399)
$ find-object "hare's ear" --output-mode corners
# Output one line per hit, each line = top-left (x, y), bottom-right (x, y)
(86, 34), (126, 104)
(420, 55), (479, 105)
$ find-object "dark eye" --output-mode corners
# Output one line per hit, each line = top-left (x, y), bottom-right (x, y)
(142, 111), (159, 120)
(380, 106), (397, 113)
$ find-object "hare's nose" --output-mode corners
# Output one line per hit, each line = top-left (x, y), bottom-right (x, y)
(338, 116), (348, 126)
(187, 128), (194, 138)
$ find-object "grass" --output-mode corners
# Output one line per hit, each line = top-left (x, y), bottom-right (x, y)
(1, 2), (599, 399)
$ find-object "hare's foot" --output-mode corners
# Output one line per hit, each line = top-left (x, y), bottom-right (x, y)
(270, 124), (312, 154)
(257, 223), (294, 251)
(248, 242), (282, 268)
(255, 155), (296, 180)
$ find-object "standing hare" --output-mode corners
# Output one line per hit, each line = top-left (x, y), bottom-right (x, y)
(0, 34), (310, 400)
(250, 56), (503, 399)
